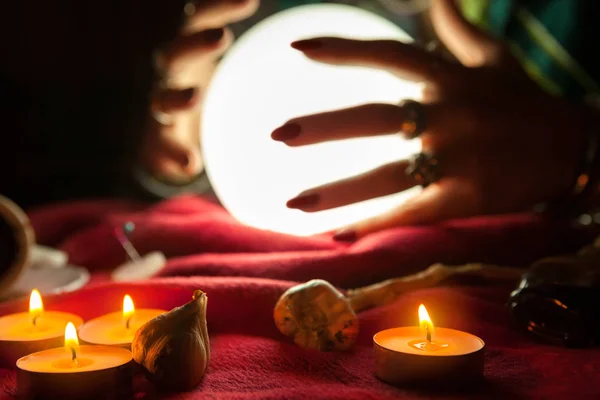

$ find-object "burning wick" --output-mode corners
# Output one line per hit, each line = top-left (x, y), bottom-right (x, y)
(64, 322), (79, 363)
(409, 304), (448, 351)
(418, 304), (434, 343)
(114, 222), (142, 263)
(29, 289), (43, 327)
(123, 295), (135, 330)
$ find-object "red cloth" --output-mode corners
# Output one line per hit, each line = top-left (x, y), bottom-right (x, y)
(1, 195), (600, 399)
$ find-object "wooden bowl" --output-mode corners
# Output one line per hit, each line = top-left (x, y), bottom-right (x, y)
(0, 195), (35, 297)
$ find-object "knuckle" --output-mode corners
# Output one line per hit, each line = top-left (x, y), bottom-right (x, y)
(422, 84), (444, 103)
(238, 0), (260, 16)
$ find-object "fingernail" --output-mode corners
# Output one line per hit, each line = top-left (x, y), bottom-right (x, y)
(291, 39), (322, 51)
(333, 229), (357, 242)
(186, 148), (203, 173)
(286, 193), (320, 209)
(183, 1), (196, 17)
(182, 88), (196, 102)
(271, 123), (301, 142)
(204, 28), (224, 43)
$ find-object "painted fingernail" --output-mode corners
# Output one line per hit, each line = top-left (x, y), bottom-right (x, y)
(271, 123), (301, 142)
(182, 88), (196, 101)
(183, 2), (196, 17)
(204, 28), (225, 43)
(333, 229), (357, 242)
(181, 149), (195, 168)
(286, 193), (320, 209)
(291, 39), (322, 51)
(185, 154), (202, 174)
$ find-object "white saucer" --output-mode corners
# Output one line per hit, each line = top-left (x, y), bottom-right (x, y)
(111, 251), (167, 282)
(0, 264), (90, 301)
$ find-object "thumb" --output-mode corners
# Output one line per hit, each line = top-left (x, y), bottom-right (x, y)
(430, 0), (506, 67)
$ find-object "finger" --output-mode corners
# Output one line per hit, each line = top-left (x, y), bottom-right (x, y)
(143, 126), (202, 177)
(287, 160), (416, 212)
(430, 0), (508, 67)
(332, 182), (478, 241)
(185, 0), (259, 32)
(148, 156), (187, 179)
(290, 37), (466, 84)
(158, 27), (232, 72)
(152, 87), (199, 114)
(271, 102), (468, 146)
(147, 146), (203, 178)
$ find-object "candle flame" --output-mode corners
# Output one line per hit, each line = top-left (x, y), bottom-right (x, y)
(64, 322), (79, 360)
(418, 304), (434, 341)
(29, 289), (44, 326)
(123, 295), (135, 329)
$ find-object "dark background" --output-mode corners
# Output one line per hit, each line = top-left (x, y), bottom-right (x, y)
(0, 1), (425, 209)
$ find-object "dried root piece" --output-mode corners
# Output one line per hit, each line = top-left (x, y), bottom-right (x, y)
(274, 264), (526, 351)
(348, 263), (526, 312)
(274, 279), (358, 351)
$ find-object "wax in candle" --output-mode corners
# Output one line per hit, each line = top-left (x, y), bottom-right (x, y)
(0, 290), (83, 367)
(17, 323), (133, 400)
(0, 311), (83, 342)
(79, 296), (165, 347)
(372, 304), (485, 386)
(374, 327), (484, 356)
(17, 345), (132, 373)
(79, 309), (165, 345)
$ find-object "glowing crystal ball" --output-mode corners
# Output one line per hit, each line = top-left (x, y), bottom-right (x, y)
(202, 4), (422, 236)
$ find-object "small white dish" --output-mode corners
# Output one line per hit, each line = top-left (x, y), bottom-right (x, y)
(0, 264), (90, 301)
(111, 251), (167, 282)
(31, 245), (69, 268)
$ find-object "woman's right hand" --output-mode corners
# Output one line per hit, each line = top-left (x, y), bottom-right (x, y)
(275, 0), (589, 240)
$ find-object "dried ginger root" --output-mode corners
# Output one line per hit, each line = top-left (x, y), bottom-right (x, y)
(347, 263), (526, 312)
(274, 263), (525, 350)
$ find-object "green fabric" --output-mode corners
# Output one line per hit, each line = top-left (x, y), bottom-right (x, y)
(460, 0), (597, 100)
(514, 6), (598, 94)
(280, 0), (320, 9)
(460, 0), (491, 30)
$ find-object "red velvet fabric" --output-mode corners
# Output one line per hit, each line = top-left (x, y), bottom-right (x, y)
(1, 195), (600, 399)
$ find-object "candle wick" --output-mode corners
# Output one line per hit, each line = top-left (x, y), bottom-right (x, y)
(426, 326), (431, 343)
(125, 316), (131, 330)
(31, 315), (39, 327)
(70, 346), (77, 361)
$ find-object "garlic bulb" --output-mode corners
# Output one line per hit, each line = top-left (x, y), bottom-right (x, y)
(132, 290), (209, 391)
(274, 279), (358, 351)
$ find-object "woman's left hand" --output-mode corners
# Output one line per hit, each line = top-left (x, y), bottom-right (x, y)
(140, 0), (259, 181)
(272, 0), (588, 241)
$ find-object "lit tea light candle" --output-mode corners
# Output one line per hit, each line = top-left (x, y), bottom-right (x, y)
(16, 322), (133, 400)
(373, 304), (485, 386)
(0, 289), (83, 367)
(78, 294), (166, 348)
